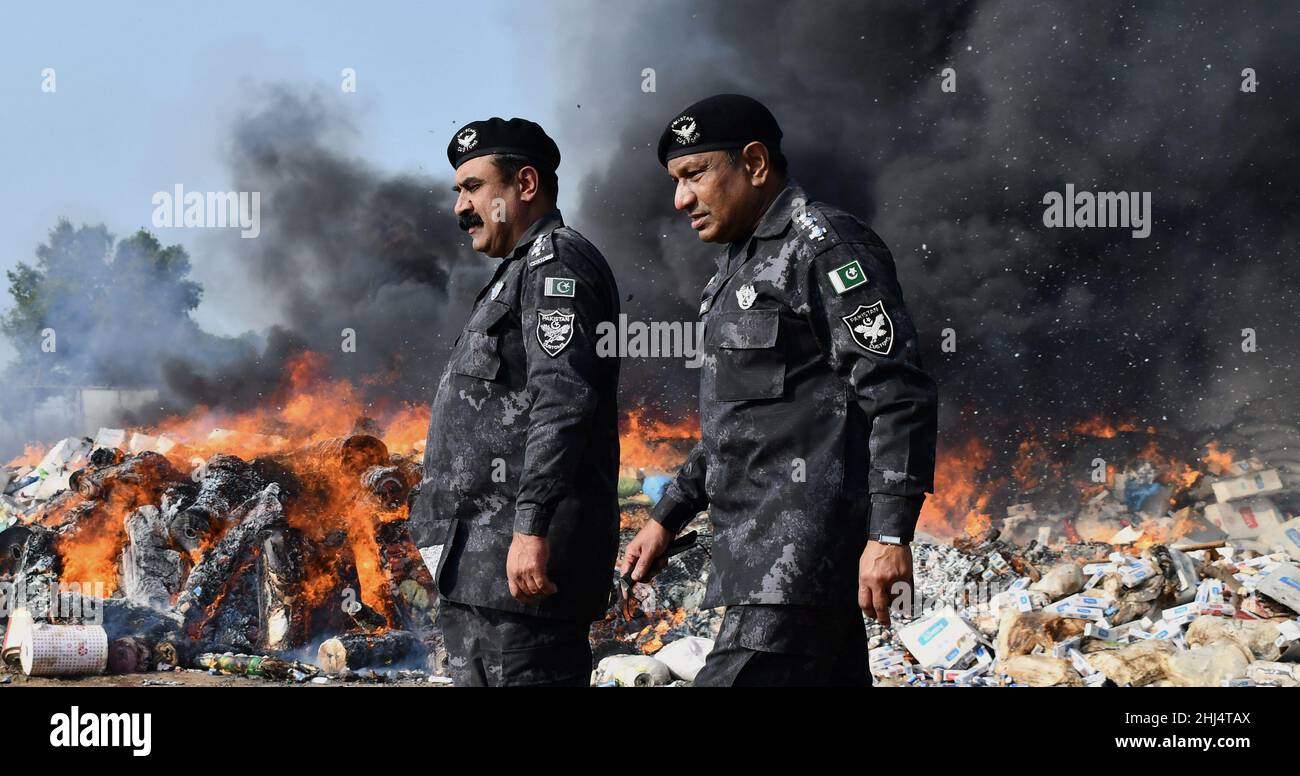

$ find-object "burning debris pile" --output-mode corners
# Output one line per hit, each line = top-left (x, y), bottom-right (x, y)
(2, 399), (1297, 687)
(0, 421), (441, 683)
(591, 420), (1300, 687)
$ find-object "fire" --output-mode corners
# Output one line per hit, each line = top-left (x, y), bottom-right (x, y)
(4, 443), (45, 469)
(10, 356), (702, 636)
(56, 514), (126, 595)
(919, 435), (996, 540)
(44, 474), (167, 595)
(1071, 418), (1141, 438)
(918, 414), (1210, 548)
(9, 351), (1232, 654)
(618, 409), (697, 472)
(636, 608), (686, 654)
(378, 403), (431, 457)
(1116, 507), (1204, 551)
(1201, 441), (1236, 475)
(7, 351), (440, 632)
(140, 352), (432, 464)
(1011, 438), (1042, 490)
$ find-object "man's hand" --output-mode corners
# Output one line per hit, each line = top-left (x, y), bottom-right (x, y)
(618, 520), (673, 583)
(858, 540), (913, 627)
(507, 532), (557, 604)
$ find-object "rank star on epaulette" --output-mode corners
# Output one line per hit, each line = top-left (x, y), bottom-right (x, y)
(527, 234), (554, 267)
(794, 208), (826, 241)
(828, 260), (868, 294)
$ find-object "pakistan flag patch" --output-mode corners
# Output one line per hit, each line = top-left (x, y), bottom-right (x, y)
(544, 277), (575, 298)
(827, 259), (868, 294)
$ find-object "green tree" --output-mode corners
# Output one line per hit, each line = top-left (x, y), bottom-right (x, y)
(3, 220), (203, 385)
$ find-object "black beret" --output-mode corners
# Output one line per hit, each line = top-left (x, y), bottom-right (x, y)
(657, 94), (783, 167)
(447, 117), (560, 173)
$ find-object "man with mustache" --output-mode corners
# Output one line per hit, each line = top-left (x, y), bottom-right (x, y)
(620, 94), (938, 686)
(410, 118), (620, 686)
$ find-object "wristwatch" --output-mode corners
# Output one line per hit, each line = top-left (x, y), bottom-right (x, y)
(869, 533), (908, 546)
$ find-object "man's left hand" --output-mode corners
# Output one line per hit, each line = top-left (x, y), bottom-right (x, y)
(507, 532), (558, 604)
(858, 541), (913, 627)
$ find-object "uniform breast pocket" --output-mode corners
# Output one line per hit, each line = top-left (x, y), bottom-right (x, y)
(451, 300), (511, 381)
(708, 309), (786, 401)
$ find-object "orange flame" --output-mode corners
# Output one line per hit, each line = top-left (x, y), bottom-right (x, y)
(919, 435), (996, 540)
(618, 409), (698, 473)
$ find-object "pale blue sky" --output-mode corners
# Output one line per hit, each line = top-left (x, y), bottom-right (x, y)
(0, 1), (564, 351)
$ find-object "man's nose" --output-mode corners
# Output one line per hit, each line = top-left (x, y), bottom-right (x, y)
(454, 191), (472, 216)
(674, 181), (695, 212)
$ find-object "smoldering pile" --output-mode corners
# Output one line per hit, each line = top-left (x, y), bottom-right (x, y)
(0, 424), (442, 684)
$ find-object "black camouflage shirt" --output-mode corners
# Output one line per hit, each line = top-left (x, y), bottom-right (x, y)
(651, 183), (938, 609)
(409, 210), (621, 621)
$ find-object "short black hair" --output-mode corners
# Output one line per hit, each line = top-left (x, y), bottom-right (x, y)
(492, 153), (559, 202)
(725, 143), (788, 176)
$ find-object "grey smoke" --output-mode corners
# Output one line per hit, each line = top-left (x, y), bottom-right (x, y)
(164, 87), (488, 411)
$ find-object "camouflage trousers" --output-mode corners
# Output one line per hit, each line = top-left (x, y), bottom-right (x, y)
(693, 604), (871, 687)
(437, 600), (593, 687)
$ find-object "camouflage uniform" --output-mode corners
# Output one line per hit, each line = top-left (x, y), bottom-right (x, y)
(410, 209), (620, 684)
(438, 600), (592, 687)
(651, 183), (938, 684)
(693, 605), (870, 687)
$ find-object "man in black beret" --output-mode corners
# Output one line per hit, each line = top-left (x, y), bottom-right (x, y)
(410, 117), (621, 686)
(620, 94), (939, 686)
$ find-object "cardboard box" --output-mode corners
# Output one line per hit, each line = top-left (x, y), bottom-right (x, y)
(897, 607), (980, 669)
(1162, 602), (1201, 623)
(1120, 561), (1158, 587)
(128, 432), (158, 453)
(1203, 497), (1283, 540)
(1212, 469), (1284, 503)
(1050, 603), (1105, 620)
(1225, 457), (1266, 477)
(94, 427), (128, 450)
(1261, 516), (1300, 562)
(1257, 563), (1300, 615)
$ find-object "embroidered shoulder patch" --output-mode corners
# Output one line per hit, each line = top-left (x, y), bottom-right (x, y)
(841, 301), (894, 355)
(536, 309), (575, 357)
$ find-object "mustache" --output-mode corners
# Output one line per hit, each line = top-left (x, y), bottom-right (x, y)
(458, 212), (484, 232)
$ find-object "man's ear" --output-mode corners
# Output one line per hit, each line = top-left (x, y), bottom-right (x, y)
(742, 141), (771, 187)
(518, 165), (541, 203)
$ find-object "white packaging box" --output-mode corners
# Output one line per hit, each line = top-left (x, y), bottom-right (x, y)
(128, 432), (158, 453)
(1257, 563), (1300, 615)
(93, 427), (128, 450)
(1162, 602), (1202, 622)
(1212, 469), (1283, 503)
(897, 607), (980, 669)
(1262, 517), (1300, 563)
(1204, 497), (1283, 540)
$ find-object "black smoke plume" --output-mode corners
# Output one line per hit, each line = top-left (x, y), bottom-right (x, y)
(553, 0), (1299, 457)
